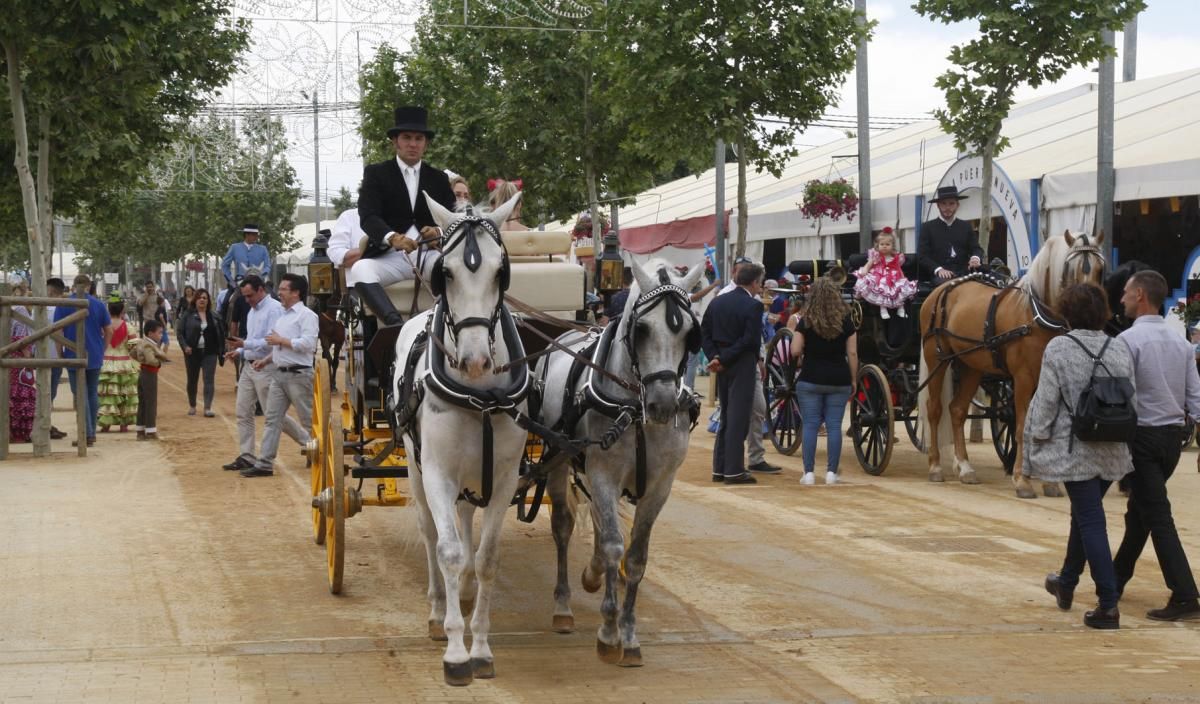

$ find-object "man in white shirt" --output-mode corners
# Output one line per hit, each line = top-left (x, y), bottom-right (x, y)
(222, 274), (309, 473)
(242, 273), (320, 478)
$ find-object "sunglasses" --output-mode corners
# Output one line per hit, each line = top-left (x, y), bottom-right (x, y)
(734, 257), (753, 265)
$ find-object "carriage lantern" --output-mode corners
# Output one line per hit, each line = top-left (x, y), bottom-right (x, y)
(307, 229), (335, 299)
(596, 229), (624, 293)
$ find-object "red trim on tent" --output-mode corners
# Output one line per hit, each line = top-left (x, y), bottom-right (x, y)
(618, 212), (730, 254)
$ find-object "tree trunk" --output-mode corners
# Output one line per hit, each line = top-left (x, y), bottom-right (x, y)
(735, 132), (748, 258)
(978, 136), (997, 258)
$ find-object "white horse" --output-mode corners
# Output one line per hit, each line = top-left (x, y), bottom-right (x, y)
(391, 192), (528, 685)
(537, 260), (705, 667)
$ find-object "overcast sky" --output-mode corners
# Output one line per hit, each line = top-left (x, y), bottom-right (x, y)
(294, 0), (1200, 207)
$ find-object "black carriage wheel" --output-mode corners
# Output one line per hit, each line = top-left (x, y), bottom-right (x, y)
(988, 380), (1017, 474)
(764, 329), (802, 456)
(852, 365), (895, 475)
(904, 412), (925, 452)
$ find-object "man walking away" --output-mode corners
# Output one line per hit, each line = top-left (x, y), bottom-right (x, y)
(54, 274), (112, 447)
(1114, 270), (1200, 621)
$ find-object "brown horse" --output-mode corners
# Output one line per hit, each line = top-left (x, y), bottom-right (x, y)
(919, 231), (1106, 499)
(318, 310), (345, 391)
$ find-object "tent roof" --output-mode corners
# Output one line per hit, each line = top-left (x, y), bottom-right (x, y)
(276, 220), (339, 265)
(615, 68), (1200, 234)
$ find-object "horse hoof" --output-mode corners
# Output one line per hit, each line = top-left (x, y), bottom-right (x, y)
(581, 567), (602, 594)
(552, 614), (575, 633)
(428, 620), (447, 641)
(597, 639), (623, 664)
(959, 471), (980, 485)
(929, 471), (945, 483)
(460, 599), (475, 617)
(444, 660), (473, 686)
(618, 647), (643, 668)
(1043, 483), (1064, 498)
(1015, 486), (1037, 500)
(470, 657), (495, 679)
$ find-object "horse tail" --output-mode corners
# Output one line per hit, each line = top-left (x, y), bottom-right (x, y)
(918, 353), (931, 451)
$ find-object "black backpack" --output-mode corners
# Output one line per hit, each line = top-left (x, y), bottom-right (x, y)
(1060, 335), (1137, 451)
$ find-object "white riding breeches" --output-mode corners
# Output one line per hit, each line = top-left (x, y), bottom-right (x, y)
(346, 248), (441, 287)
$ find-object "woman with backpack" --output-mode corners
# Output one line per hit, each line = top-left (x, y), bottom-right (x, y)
(1024, 283), (1136, 630)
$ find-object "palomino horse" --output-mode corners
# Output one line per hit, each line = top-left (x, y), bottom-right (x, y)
(920, 231), (1106, 499)
(537, 260), (704, 667)
(391, 192), (528, 686)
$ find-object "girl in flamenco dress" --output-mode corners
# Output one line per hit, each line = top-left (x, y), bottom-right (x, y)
(97, 300), (139, 433)
(853, 227), (917, 319)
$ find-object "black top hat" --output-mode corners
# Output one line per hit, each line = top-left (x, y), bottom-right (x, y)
(387, 106), (435, 139)
(242, 224), (260, 235)
(318, 228), (332, 236)
(929, 185), (968, 203)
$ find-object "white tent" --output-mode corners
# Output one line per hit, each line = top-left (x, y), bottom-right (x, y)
(275, 219), (339, 275)
(616, 67), (1200, 271)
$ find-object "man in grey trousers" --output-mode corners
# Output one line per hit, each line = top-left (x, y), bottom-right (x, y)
(222, 274), (309, 472)
(242, 273), (319, 478)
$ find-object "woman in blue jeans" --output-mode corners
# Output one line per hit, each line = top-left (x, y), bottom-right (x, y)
(786, 278), (858, 485)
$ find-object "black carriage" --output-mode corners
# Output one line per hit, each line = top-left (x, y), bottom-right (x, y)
(762, 255), (1019, 475)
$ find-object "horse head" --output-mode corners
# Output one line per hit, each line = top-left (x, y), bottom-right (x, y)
(622, 259), (705, 424)
(1023, 229), (1106, 308)
(425, 191), (519, 380)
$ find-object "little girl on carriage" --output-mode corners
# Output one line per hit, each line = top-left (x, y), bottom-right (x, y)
(853, 227), (917, 319)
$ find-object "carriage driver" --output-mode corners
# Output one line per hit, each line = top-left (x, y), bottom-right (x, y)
(352, 105), (457, 328)
(917, 185), (985, 281)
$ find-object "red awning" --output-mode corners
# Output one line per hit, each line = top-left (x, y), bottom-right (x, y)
(618, 212), (729, 254)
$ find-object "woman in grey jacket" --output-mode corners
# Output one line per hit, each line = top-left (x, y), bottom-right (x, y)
(1024, 284), (1134, 630)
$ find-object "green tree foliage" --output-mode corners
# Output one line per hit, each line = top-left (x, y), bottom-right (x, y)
(72, 113), (301, 272)
(616, 0), (869, 255)
(331, 185), (357, 214)
(913, 0), (1144, 247)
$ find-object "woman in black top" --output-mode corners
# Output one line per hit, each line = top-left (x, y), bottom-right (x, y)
(175, 288), (225, 417)
(786, 278), (858, 485)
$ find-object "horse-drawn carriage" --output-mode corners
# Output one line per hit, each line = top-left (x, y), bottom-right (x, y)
(764, 235), (1105, 488)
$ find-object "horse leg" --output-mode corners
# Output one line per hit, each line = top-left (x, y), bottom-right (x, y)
(330, 339), (342, 391)
(420, 470), (473, 686)
(547, 465), (576, 633)
(588, 477), (625, 664)
(924, 356), (946, 482)
(456, 500), (477, 619)
(408, 458), (447, 642)
(581, 485), (605, 594)
(616, 485), (670, 668)
(1009, 372), (1044, 499)
(949, 368), (983, 485)
(465, 495), (509, 680)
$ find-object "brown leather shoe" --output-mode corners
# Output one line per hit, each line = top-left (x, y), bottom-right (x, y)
(49, 426), (67, 440)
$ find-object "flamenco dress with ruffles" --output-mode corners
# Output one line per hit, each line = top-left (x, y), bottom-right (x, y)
(853, 249), (917, 309)
(97, 320), (139, 431)
(7, 310), (36, 443)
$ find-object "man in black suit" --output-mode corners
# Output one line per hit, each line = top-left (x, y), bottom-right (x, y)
(352, 105), (457, 326)
(702, 262), (766, 485)
(918, 185), (984, 281)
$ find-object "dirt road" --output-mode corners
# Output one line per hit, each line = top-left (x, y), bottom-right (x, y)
(2, 358), (1198, 703)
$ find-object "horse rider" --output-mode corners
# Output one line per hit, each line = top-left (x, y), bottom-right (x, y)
(918, 185), (985, 282)
(354, 105), (457, 328)
(220, 224), (272, 304)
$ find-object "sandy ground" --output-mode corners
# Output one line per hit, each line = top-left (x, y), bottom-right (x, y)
(1, 358), (1199, 703)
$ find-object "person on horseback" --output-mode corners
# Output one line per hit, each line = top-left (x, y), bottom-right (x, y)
(918, 185), (984, 281)
(354, 106), (457, 328)
(220, 225), (271, 306)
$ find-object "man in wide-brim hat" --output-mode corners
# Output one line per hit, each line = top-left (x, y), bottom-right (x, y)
(352, 105), (456, 328)
(917, 184), (985, 281)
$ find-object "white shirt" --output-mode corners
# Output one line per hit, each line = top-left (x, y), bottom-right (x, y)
(328, 208), (365, 268)
(269, 301), (319, 368)
(718, 281), (736, 296)
(395, 157), (422, 241)
(240, 294), (284, 361)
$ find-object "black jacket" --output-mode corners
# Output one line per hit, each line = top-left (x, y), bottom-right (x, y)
(176, 309), (226, 356)
(357, 158), (456, 259)
(701, 288), (763, 368)
(918, 218), (984, 278)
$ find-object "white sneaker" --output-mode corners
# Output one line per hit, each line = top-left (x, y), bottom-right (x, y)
(825, 471), (839, 485)
(800, 472), (815, 485)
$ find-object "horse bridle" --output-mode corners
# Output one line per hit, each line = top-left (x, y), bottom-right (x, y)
(437, 213), (508, 343)
(1060, 237), (1105, 290)
(621, 282), (700, 393)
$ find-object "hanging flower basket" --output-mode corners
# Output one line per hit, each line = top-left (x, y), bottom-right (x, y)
(185, 260), (205, 272)
(571, 213), (610, 243)
(799, 179), (859, 223)
(1173, 293), (1200, 327)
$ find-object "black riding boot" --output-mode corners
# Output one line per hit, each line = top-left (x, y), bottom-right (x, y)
(354, 282), (404, 327)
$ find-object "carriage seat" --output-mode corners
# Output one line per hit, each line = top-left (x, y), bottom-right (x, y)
(377, 229), (585, 318)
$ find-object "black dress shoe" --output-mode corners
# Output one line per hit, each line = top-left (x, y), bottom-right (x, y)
(724, 473), (758, 485)
(1084, 606), (1120, 630)
(240, 466), (274, 478)
(49, 426), (67, 440)
(223, 457), (253, 471)
(747, 461), (782, 474)
(1146, 599), (1200, 622)
(1044, 572), (1075, 610)
(711, 473), (726, 483)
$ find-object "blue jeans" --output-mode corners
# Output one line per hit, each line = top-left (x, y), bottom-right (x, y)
(1060, 478), (1119, 609)
(50, 366), (62, 401)
(67, 368), (102, 439)
(796, 381), (852, 474)
(684, 350), (700, 390)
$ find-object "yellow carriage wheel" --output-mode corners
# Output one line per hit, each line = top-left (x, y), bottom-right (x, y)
(324, 386), (346, 594)
(311, 360), (330, 545)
